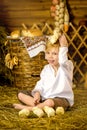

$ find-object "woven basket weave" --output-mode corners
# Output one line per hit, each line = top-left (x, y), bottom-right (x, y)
(9, 39), (47, 89)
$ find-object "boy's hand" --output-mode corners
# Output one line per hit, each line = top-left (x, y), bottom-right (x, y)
(59, 34), (68, 47)
(33, 91), (40, 105)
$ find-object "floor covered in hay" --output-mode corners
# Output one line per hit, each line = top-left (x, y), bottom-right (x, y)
(0, 86), (87, 130)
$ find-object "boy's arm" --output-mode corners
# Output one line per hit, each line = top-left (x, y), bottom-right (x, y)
(58, 34), (74, 75)
(33, 91), (41, 105)
(59, 34), (68, 47)
(58, 34), (68, 64)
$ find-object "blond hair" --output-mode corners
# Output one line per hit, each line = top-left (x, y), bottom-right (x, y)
(45, 40), (60, 52)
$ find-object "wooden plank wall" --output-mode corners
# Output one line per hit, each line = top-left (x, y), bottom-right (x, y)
(0, 0), (52, 32)
(68, 0), (87, 25)
(0, 0), (87, 32)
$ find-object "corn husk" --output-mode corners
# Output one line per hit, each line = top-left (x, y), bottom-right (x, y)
(64, 7), (69, 32)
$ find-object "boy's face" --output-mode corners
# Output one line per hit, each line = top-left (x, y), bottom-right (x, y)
(45, 47), (59, 68)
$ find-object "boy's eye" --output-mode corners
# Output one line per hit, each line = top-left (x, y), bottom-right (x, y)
(46, 52), (49, 54)
(52, 52), (58, 55)
(46, 51), (58, 54)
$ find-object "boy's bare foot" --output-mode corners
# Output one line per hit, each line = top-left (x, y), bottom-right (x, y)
(13, 103), (32, 110)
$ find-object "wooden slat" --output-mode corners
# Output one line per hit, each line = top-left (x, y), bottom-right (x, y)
(71, 8), (87, 17)
(0, 0), (51, 9)
(0, 10), (50, 18)
(0, 0), (87, 30)
(68, 0), (87, 5)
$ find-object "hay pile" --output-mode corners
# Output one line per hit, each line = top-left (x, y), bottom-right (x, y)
(0, 86), (87, 130)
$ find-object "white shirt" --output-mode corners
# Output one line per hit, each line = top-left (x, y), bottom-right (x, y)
(32, 47), (74, 106)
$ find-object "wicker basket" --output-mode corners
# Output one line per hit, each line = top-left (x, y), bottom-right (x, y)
(8, 38), (47, 89)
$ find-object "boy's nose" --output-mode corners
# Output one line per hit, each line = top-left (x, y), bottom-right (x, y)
(49, 54), (52, 58)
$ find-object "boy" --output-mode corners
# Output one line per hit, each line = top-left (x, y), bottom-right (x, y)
(13, 34), (74, 111)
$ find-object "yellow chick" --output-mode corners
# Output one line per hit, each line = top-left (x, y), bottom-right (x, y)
(32, 107), (45, 118)
(43, 106), (55, 117)
(56, 107), (65, 115)
(19, 108), (30, 117)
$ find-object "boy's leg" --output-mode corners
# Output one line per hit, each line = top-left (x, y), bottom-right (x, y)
(13, 103), (33, 110)
(36, 98), (70, 110)
(36, 98), (54, 109)
(13, 96), (52, 110)
(53, 97), (70, 110)
(18, 92), (35, 106)
(13, 90), (35, 110)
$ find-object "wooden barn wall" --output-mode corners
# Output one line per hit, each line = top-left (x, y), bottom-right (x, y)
(0, 0), (87, 32)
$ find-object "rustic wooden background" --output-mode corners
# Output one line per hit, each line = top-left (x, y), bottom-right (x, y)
(0, 0), (87, 32)
(7, 23), (87, 89)
(0, 0), (87, 88)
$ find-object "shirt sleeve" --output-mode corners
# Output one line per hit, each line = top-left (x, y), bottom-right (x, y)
(59, 47), (68, 64)
(31, 66), (46, 96)
(59, 47), (74, 81)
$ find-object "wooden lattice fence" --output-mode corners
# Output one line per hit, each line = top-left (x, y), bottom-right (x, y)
(65, 23), (87, 85)
(31, 23), (87, 85)
(8, 23), (87, 88)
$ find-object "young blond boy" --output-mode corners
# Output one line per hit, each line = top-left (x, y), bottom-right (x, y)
(13, 34), (74, 111)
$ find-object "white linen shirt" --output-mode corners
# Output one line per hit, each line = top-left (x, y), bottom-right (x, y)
(32, 47), (74, 106)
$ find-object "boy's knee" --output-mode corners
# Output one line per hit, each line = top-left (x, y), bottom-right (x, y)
(18, 92), (23, 100)
(45, 99), (54, 107)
